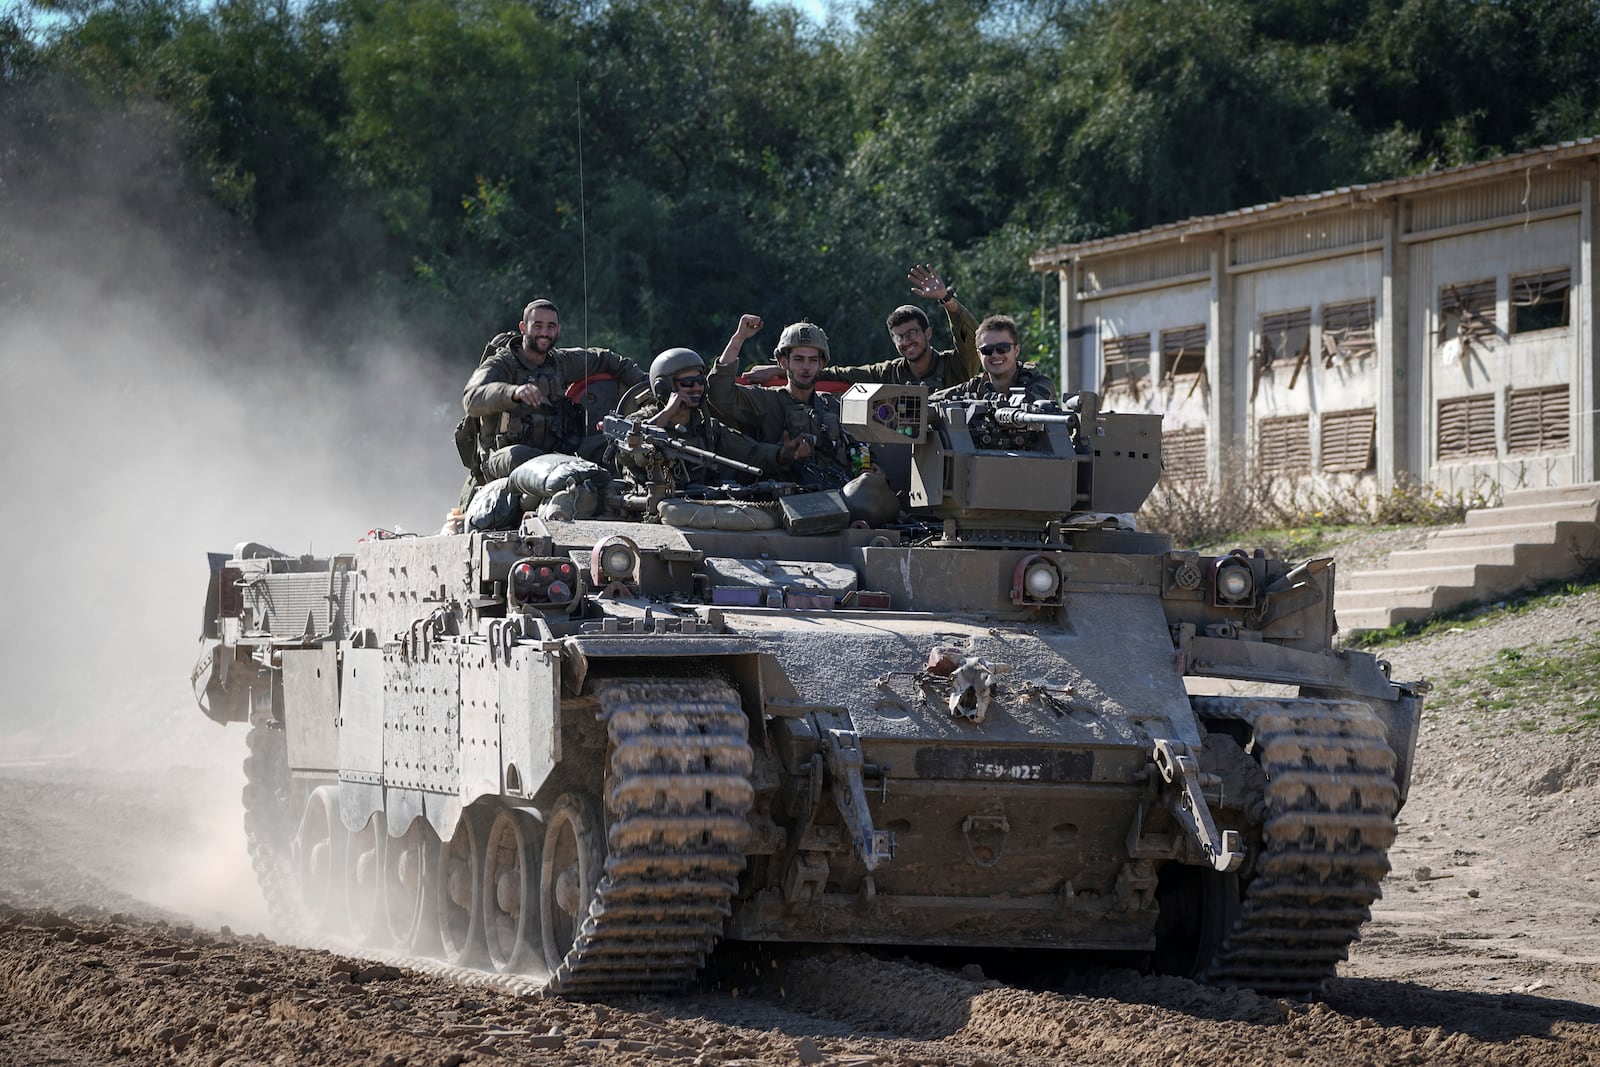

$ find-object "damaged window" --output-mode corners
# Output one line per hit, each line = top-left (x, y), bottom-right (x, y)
(1510, 269), (1570, 335)
(1321, 298), (1376, 365)
(1101, 333), (1150, 395)
(1161, 324), (1207, 379)
(1253, 308), (1312, 398)
(1438, 279), (1497, 347)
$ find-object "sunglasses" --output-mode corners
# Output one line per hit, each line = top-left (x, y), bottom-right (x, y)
(978, 342), (1016, 357)
(673, 375), (706, 389)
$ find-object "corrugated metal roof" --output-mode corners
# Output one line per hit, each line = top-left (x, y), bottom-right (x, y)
(1029, 136), (1600, 269)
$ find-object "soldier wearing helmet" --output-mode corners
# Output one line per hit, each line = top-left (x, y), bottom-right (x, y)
(462, 298), (646, 484)
(617, 348), (804, 487)
(707, 314), (851, 484)
(743, 265), (978, 391)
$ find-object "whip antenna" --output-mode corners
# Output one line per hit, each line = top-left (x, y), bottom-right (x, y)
(576, 78), (590, 352)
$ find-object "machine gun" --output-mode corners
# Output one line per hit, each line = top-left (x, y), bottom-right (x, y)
(601, 414), (766, 479)
(841, 383), (1160, 544)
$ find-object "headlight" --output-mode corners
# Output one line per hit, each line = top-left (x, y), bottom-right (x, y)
(1024, 561), (1061, 599)
(1011, 553), (1064, 606)
(590, 536), (640, 587)
(1214, 559), (1255, 603)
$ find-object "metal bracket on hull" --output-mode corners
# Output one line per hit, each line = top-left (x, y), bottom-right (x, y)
(1153, 739), (1244, 873)
(816, 712), (895, 872)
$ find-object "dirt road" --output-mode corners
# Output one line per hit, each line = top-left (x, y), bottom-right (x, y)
(3, 596), (1599, 1066)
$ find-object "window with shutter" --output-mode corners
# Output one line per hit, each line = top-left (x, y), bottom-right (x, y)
(1162, 427), (1206, 480)
(1321, 299), (1376, 364)
(1257, 414), (1312, 472)
(1439, 280), (1497, 346)
(1101, 333), (1151, 395)
(1320, 409), (1376, 472)
(1161, 325), (1207, 379)
(1259, 309), (1312, 366)
(1506, 385), (1570, 453)
(1510, 269), (1570, 335)
(1437, 394), (1497, 459)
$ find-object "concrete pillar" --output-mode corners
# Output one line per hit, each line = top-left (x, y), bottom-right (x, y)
(1579, 167), (1599, 482)
(1208, 237), (1238, 484)
(1057, 265), (1086, 395)
(1378, 201), (1412, 487)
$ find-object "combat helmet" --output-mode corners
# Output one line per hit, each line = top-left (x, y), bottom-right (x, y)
(775, 322), (830, 363)
(649, 347), (707, 397)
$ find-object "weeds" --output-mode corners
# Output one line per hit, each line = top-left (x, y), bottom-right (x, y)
(1139, 463), (1497, 549)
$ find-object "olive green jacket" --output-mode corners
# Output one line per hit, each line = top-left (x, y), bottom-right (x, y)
(818, 298), (980, 390)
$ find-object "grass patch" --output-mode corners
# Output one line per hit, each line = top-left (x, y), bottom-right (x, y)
(1428, 637), (1600, 736)
(1342, 569), (1600, 650)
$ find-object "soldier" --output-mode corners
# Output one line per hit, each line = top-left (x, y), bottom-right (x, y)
(935, 314), (1057, 405)
(708, 315), (852, 485)
(461, 298), (646, 484)
(745, 264), (979, 391)
(619, 348), (809, 487)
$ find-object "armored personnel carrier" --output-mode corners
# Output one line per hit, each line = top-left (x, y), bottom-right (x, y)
(194, 384), (1421, 998)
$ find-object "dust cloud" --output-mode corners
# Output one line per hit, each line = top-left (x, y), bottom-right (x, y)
(0, 89), (465, 930)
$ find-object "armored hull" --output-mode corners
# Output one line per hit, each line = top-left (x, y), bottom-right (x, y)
(195, 387), (1421, 998)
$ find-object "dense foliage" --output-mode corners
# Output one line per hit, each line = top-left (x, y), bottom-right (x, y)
(6, 0), (1600, 367)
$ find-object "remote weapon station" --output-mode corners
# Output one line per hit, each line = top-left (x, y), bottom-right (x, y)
(195, 385), (1421, 998)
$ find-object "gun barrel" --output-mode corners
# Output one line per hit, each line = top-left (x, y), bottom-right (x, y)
(990, 407), (1078, 428)
(600, 415), (765, 476)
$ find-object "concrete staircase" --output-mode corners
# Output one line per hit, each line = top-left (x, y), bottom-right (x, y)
(1335, 482), (1600, 634)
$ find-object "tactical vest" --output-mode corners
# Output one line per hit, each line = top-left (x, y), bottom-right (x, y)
(480, 350), (568, 454)
(778, 391), (846, 462)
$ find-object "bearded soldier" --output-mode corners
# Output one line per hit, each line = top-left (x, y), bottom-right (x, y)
(462, 298), (646, 484)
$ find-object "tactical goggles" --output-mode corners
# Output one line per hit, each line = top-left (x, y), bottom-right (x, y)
(978, 342), (1016, 357)
(673, 374), (707, 389)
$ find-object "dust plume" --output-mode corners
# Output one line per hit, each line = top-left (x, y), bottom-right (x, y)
(0, 84), (465, 931)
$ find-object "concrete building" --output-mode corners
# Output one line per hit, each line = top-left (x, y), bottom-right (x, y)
(1029, 137), (1600, 494)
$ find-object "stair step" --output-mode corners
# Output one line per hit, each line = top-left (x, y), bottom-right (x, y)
(1463, 499), (1600, 529)
(1499, 481), (1600, 508)
(1334, 587), (1457, 612)
(1335, 605), (1436, 633)
(1424, 519), (1600, 551)
(1344, 563), (1517, 592)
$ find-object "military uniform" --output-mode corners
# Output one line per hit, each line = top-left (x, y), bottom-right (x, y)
(621, 405), (787, 487)
(463, 337), (645, 480)
(935, 363), (1058, 405)
(818, 299), (981, 390)
(707, 358), (852, 483)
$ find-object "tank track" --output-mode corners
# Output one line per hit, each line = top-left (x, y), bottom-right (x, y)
(546, 680), (754, 998)
(241, 720), (303, 926)
(1199, 697), (1400, 998)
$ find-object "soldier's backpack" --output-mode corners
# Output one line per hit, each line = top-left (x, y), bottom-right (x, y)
(454, 330), (521, 482)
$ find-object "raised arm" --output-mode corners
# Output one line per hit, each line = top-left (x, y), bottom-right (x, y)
(708, 315), (773, 436)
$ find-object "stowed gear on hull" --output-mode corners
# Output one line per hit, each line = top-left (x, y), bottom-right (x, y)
(199, 385), (1423, 999)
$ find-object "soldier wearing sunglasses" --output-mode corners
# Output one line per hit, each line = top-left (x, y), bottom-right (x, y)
(934, 314), (1056, 405)
(620, 347), (804, 487)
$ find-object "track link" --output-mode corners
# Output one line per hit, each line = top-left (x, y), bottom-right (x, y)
(241, 720), (303, 926)
(1201, 698), (1399, 997)
(545, 680), (754, 998)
